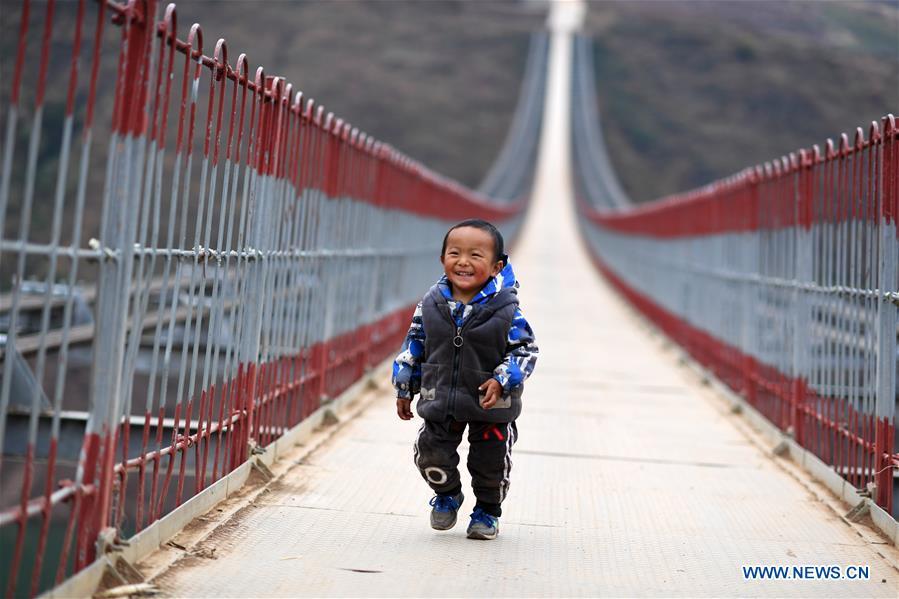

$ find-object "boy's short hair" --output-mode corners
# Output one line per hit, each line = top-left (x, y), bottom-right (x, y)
(441, 219), (506, 264)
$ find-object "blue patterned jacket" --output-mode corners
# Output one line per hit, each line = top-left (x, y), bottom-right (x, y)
(392, 261), (538, 400)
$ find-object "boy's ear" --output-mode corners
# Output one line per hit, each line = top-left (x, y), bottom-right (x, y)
(491, 260), (503, 276)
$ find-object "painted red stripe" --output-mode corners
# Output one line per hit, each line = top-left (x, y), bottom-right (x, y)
(63, 0), (86, 117)
(135, 411), (151, 531)
(83, 0), (106, 130)
(10, 0), (30, 107)
(6, 443), (34, 597)
(29, 438), (58, 596)
(885, 115), (898, 227)
(111, 0), (156, 135)
(580, 116), (896, 238)
(75, 431), (101, 570)
(33, 0), (56, 108)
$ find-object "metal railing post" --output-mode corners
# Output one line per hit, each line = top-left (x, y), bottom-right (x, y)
(874, 116), (897, 509)
(82, 0), (155, 565)
(791, 150), (814, 446)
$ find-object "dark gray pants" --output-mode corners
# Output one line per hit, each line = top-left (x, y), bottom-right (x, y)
(413, 418), (518, 517)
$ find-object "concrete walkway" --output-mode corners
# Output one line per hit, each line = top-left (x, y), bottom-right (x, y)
(148, 2), (899, 596)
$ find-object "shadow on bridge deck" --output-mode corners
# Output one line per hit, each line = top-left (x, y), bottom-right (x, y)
(140, 3), (899, 597)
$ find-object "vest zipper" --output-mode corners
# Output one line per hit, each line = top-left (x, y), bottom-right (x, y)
(450, 325), (463, 410)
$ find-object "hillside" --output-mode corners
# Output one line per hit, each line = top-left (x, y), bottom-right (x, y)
(1, 0), (896, 218)
(169, 0), (546, 188)
(583, 0), (899, 203)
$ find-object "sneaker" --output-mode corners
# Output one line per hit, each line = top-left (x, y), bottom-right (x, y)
(429, 492), (464, 530)
(466, 507), (499, 540)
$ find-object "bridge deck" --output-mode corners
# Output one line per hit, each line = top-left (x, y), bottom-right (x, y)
(144, 9), (899, 596)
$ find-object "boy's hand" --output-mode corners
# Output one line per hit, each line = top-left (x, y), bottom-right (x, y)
(396, 398), (413, 420)
(478, 378), (503, 409)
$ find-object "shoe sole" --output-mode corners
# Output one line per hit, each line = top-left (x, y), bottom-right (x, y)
(430, 515), (457, 531)
(466, 528), (497, 540)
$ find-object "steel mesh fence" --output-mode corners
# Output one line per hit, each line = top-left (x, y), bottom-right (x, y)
(571, 34), (898, 519)
(0, 1), (546, 595)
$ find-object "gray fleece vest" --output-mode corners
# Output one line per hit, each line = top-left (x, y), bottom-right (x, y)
(416, 284), (522, 423)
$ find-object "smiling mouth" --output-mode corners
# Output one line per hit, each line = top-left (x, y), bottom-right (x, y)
(454, 271), (474, 278)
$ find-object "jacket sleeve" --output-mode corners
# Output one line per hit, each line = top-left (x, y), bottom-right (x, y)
(492, 306), (538, 392)
(392, 302), (426, 399)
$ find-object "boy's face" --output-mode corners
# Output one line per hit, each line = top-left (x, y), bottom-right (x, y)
(440, 226), (503, 297)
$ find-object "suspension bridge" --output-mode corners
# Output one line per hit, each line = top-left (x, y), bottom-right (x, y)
(1, 0), (897, 597)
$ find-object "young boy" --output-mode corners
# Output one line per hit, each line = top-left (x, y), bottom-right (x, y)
(393, 219), (538, 540)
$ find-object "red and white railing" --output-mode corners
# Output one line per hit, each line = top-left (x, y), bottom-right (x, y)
(572, 35), (898, 519)
(0, 1), (545, 596)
